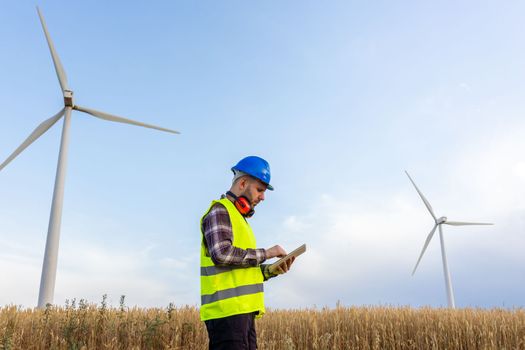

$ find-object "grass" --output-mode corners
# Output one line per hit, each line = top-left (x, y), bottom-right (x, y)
(1, 297), (524, 349)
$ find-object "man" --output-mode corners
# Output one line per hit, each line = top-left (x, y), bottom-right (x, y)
(200, 156), (294, 349)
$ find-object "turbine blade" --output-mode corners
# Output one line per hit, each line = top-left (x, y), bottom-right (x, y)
(444, 221), (493, 226)
(0, 108), (65, 172)
(405, 170), (437, 220)
(412, 224), (438, 276)
(36, 7), (69, 92)
(74, 105), (180, 135)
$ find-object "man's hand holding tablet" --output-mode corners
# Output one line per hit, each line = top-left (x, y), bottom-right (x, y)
(268, 244), (306, 275)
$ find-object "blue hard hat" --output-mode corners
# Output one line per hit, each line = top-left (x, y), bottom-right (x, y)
(231, 156), (274, 191)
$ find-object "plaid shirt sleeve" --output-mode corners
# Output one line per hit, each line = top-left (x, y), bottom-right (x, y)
(202, 203), (267, 267)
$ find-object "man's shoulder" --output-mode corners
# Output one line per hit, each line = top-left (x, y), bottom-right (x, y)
(203, 201), (228, 220)
(202, 201), (232, 233)
(210, 200), (228, 212)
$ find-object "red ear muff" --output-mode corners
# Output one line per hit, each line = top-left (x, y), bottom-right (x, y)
(234, 196), (252, 215)
(227, 191), (255, 217)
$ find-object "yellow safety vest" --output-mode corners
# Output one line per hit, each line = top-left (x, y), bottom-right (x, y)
(200, 198), (265, 321)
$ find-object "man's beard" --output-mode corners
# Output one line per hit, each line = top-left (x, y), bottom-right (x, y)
(241, 189), (256, 207)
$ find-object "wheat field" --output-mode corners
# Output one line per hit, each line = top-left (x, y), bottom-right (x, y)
(1, 299), (524, 349)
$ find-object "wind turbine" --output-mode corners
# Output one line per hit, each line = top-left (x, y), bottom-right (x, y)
(0, 7), (179, 308)
(405, 171), (492, 308)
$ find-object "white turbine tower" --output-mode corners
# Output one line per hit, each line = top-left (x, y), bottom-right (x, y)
(405, 171), (492, 308)
(0, 7), (179, 308)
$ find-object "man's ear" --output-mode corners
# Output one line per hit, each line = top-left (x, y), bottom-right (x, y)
(238, 176), (249, 190)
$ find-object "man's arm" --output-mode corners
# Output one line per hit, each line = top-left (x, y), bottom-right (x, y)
(202, 203), (267, 267)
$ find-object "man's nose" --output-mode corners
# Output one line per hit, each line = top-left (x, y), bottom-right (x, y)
(260, 192), (265, 201)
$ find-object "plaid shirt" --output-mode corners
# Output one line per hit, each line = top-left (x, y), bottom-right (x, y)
(202, 198), (276, 280)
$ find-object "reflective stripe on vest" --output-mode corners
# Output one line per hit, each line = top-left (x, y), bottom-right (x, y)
(200, 198), (265, 321)
(201, 283), (264, 305)
(201, 265), (242, 276)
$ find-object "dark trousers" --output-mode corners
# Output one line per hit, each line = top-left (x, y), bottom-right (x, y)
(205, 312), (257, 350)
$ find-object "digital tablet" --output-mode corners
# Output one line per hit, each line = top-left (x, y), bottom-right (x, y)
(268, 244), (306, 274)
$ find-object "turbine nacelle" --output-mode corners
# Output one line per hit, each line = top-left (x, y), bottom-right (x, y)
(63, 90), (74, 107)
(437, 216), (447, 224)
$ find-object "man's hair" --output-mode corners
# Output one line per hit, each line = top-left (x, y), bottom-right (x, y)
(232, 170), (249, 185)
(233, 171), (267, 191)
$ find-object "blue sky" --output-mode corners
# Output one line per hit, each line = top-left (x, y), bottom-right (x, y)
(1, 1), (524, 309)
